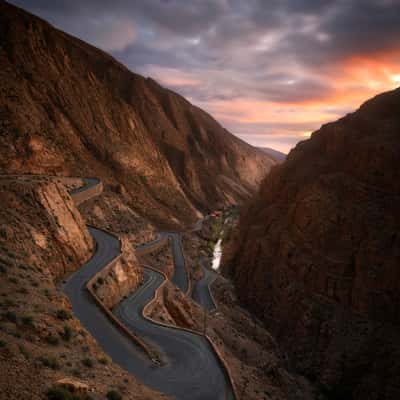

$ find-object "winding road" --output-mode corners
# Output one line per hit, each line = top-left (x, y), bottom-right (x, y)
(63, 179), (234, 400)
(192, 258), (217, 312)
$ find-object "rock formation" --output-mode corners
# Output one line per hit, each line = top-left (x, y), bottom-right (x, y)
(0, 176), (165, 400)
(0, 177), (93, 279)
(223, 87), (400, 399)
(0, 0), (274, 227)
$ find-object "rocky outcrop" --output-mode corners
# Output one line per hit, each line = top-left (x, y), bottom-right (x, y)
(92, 237), (143, 309)
(0, 177), (165, 400)
(0, 177), (93, 280)
(0, 0), (275, 227)
(223, 87), (400, 399)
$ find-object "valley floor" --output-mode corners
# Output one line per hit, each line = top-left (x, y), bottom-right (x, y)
(0, 176), (319, 400)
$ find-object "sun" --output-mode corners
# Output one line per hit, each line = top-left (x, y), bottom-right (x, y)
(391, 74), (400, 84)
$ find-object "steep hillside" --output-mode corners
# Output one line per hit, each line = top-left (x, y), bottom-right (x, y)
(223, 88), (400, 399)
(0, 177), (163, 400)
(259, 147), (286, 163)
(0, 0), (274, 227)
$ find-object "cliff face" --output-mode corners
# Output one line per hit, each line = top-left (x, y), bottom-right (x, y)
(0, 177), (93, 279)
(223, 87), (400, 399)
(93, 237), (143, 309)
(0, 0), (274, 227)
(0, 177), (164, 400)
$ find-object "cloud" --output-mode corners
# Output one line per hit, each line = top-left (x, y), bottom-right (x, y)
(9, 0), (400, 153)
(75, 16), (136, 52)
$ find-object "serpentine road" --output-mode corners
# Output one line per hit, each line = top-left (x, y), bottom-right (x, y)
(192, 257), (217, 312)
(63, 179), (234, 400)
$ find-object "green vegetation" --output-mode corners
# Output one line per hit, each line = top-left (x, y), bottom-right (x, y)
(39, 355), (60, 370)
(46, 334), (60, 346)
(46, 387), (75, 400)
(21, 315), (34, 327)
(106, 390), (123, 400)
(98, 357), (108, 365)
(56, 309), (71, 321)
(4, 310), (17, 323)
(60, 325), (73, 342)
(18, 287), (29, 294)
(72, 369), (81, 378)
(81, 357), (94, 368)
(97, 276), (104, 285)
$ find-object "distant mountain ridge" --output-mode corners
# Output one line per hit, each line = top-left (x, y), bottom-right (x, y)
(258, 147), (286, 163)
(0, 0), (275, 226)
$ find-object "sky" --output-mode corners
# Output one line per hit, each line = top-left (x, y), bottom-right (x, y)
(10, 0), (400, 153)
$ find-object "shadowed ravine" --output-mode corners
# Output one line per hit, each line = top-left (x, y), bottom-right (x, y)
(63, 179), (234, 400)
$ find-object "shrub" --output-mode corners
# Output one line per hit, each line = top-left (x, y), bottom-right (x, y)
(106, 390), (122, 400)
(60, 325), (73, 342)
(97, 277), (104, 285)
(46, 335), (59, 346)
(81, 357), (93, 368)
(4, 311), (17, 323)
(71, 369), (81, 378)
(21, 315), (34, 327)
(40, 355), (60, 370)
(56, 309), (71, 321)
(98, 357), (108, 365)
(46, 387), (73, 400)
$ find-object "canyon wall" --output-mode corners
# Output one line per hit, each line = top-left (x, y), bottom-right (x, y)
(223, 87), (400, 399)
(92, 237), (143, 309)
(0, 177), (164, 399)
(0, 0), (275, 228)
(0, 177), (93, 280)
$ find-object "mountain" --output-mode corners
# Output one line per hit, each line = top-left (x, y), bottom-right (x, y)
(222, 87), (400, 399)
(0, 0), (274, 227)
(259, 147), (286, 163)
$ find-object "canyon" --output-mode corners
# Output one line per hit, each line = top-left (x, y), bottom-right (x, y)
(222, 87), (400, 399)
(1, 0), (399, 399)
(0, 0), (274, 229)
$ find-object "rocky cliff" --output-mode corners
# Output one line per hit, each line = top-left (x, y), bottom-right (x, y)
(0, 177), (93, 280)
(0, 176), (165, 399)
(223, 87), (400, 399)
(92, 237), (143, 309)
(0, 0), (274, 227)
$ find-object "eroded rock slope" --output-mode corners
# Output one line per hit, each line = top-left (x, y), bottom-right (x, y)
(0, 0), (274, 227)
(223, 87), (400, 399)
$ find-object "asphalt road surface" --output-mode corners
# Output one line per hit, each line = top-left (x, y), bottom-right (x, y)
(63, 181), (234, 400)
(192, 257), (217, 312)
(70, 177), (100, 195)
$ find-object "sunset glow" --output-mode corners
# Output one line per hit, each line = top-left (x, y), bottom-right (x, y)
(11, 0), (400, 153)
